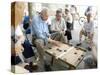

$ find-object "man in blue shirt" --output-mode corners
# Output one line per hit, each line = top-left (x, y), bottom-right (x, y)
(31, 8), (60, 71)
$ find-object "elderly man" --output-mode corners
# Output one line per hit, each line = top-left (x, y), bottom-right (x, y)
(31, 8), (60, 71)
(77, 13), (94, 51)
(50, 9), (67, 44)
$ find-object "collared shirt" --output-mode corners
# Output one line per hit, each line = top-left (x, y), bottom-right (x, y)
(64, 13), (73, 23)
(31, 15), (50, 41)
(51, 17), (66, 32)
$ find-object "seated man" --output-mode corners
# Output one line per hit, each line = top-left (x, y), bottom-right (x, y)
(50, 9), (67, 44)
(31, 8), (61, 71)
(77, 13), (94, 51)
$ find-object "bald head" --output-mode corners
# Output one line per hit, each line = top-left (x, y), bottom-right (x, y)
(40, 8), (49, 21)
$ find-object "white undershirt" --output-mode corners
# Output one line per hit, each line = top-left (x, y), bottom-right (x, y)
(83, 21), (94, 34)
(51, 18), (66, 31)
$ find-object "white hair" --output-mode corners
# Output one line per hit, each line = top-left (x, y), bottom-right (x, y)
(40, 7), (48, 14)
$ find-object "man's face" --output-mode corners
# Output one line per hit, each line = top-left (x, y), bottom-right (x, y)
(65, 10), (69, 14)
(41, 12), (48, 21)
(56, 14), (61, 21)
(65, 9), (69, 14)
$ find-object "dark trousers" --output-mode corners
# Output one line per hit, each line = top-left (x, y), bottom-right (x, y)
(65, 22), (72, 40)
(11, 40), (35, 65)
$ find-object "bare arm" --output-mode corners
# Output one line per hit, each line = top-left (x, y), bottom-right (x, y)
(48, 37), (61, 47)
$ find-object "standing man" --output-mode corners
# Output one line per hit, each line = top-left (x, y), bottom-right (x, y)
(77, 13), (94, 51)
(63, 8), (73, 44)
(70, 5), (80, 30)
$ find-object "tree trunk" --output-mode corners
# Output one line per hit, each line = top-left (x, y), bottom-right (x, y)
(28, 3), (33, 19)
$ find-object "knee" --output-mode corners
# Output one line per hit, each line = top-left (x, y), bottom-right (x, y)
(88, 34), (93, 40)
(35, 39), (44, 47)
(80, 30), (83, 36)
(58, 32), (64, 36)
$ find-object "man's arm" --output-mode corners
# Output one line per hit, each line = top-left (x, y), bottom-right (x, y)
(62, 19), (67, 34)
(31, 16), (46, 39)
(48, 37), (60, 47)
(15, 25), (25, 54)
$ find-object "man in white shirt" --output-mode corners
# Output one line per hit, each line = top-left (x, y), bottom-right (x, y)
(77, 13), (94, 51)
(50, 9), (67, 43)
(64, 8), (73, 24)
(63, 8), (73, 44)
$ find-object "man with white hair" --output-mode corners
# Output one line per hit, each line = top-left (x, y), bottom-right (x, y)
(31, 8), (61, 71)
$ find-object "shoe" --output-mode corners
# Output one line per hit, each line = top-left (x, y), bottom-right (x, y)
(24, 62), (38, 72)
(76, 43), (81, 46)
(87, 47), (92, 51)
(44, 64), (52, 71)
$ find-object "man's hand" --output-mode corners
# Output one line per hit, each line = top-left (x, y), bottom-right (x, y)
(48, 38), (60, 47)
(52, 40), (61, 47)
(15, 43), (24, 54)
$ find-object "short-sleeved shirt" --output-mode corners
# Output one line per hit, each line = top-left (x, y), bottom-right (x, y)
(51, 18), (66, 31)
(64, 13), (73, 23)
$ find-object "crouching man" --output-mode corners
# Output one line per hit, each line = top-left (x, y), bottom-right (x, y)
(50, 9), (67, 44)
